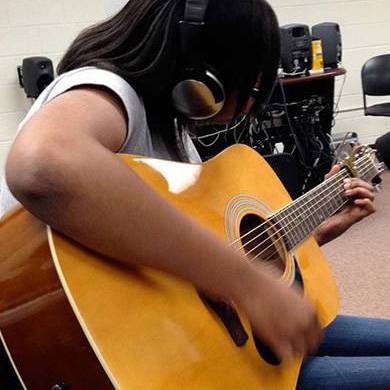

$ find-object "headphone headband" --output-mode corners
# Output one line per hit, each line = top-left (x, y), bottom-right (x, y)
(179, 0), (209, 66)
(172, 0), (226, 120)
(183, 0), (209, 23)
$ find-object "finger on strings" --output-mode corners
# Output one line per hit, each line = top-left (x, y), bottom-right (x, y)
(325, 164), (341, 179)
(345, 187), (375, 201)
(347, 178), (374, 191)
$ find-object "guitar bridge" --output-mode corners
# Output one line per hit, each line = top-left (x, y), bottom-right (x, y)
(199, 293), (248, 347)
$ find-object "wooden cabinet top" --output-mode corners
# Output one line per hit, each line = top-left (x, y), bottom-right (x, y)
(280, 67), (346, 86)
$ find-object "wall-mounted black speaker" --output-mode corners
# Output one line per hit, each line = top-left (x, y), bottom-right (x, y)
(280, 24), (312, 74)
(312, 22), (342, 69)
(18, 57), (54, 99)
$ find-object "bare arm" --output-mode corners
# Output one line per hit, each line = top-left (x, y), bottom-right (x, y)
(6, 87), (321, 361)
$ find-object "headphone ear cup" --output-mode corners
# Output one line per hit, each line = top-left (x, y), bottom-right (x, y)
(172, 70), (225, 120)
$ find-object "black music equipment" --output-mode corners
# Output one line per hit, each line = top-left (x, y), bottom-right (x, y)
(280, 24), (312, 75)
(265, 153), (300, 199)
(312, 23), (342, 69)
(375, 132), (390, 170)
(17, 57), (54, 99)
(171, 0), (225, 120)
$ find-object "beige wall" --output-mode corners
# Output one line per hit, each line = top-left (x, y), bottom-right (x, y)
(269, 0), (390, 144)
(0, 0), (106, 177)
(2, 0), (390, 177)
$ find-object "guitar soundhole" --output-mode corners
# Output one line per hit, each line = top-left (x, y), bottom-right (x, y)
(239, 214), (285, 274)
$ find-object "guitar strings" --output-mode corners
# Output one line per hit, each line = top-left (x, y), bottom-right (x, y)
(246, 161), (373, 266)
(229, 170), (344, 249)
(245, 159), (372, 258)
(248, 171), (355, 265)
(237, 169), (349, 252)
(230, 156), (373, 252)
(246, 161), (374, 266)
(229, 158), (374, 264)
(249, 174), (357, 267)
(246, 165), (360, 255)
(229, 155), (373, 249)
(246, 167), (366, 265)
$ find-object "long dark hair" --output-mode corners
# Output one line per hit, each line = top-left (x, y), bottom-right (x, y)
(58, 0), (280, 151)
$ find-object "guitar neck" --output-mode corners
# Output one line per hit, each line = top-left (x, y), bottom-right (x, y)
(271, 154), (377, 250)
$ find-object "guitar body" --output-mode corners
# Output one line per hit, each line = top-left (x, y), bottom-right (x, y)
(0, 144), (339, 389)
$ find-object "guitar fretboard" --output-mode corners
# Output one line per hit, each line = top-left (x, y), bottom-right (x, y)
(270, 154), (377, 250)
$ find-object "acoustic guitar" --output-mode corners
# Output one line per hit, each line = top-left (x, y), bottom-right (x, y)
(0, 144), (382, 389)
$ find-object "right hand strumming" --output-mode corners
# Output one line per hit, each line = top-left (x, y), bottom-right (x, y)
(235, 264), (323, 363)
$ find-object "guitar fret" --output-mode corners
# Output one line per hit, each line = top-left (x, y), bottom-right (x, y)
(328, 189), (338, 213)
(305, 193), (317, 232)
(293, 211), (305, 245)
(298, 199), (311, 238)
(286, 211), (296, 248)
(273, 209), (293, 250)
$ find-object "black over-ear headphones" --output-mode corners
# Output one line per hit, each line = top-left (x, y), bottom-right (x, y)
(171, 0), (226, 120)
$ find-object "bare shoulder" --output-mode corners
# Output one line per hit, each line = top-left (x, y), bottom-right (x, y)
(20, 86), (128, 152)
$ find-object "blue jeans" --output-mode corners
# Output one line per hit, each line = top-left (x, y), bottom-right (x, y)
(297, 315), (390, 389)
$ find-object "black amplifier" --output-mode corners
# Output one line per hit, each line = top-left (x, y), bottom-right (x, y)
(312, 22), (342, 69)
(280, 24), (312, 74)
